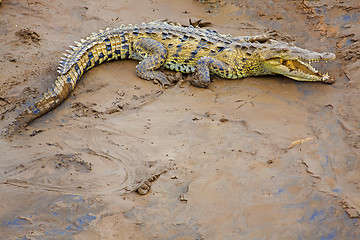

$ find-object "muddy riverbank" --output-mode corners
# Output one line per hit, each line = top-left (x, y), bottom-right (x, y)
(0, 0), (359, 239)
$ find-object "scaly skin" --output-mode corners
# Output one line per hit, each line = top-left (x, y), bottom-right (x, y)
(5, 20), (335, 135)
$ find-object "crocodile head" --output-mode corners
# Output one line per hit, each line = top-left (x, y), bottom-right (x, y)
(260, 40), (336, 83)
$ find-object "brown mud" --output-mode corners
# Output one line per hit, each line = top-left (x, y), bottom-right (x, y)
(0, 0), (359, 239)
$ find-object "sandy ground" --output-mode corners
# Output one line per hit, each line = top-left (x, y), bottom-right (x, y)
(0, 0), (360, 239)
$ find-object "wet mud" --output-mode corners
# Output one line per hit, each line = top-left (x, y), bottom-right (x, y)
(0, 0), (359, 239)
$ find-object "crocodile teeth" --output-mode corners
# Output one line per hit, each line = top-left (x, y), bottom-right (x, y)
(66, 50), (73, 54)
(74, 41), (82, 46)
(69, 46), (77, 51)
(63, 53), (70, 58)
(299, 59), (319, 73)
(80, 39), (86, 43)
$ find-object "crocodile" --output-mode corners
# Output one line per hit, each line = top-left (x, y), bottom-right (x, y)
(5, 20), (335, 135)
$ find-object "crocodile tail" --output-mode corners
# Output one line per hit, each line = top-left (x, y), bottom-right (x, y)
(4, 26), (135, 136)
(4, 74), (75, 135)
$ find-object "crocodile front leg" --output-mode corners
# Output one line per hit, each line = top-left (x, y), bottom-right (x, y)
(133, 38), (171, 86)
(191, 56), (231, 88)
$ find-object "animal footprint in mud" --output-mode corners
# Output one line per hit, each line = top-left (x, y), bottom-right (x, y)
(71, 102), (102, 118)
(15, 28), (40, 45)
(54, 154), (93, 172)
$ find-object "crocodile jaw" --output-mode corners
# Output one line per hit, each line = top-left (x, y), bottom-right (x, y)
(262, 57), (335, 83)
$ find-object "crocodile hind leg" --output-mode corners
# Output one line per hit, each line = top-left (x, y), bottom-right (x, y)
(191, 56), (231, 88)
(133, 38), (171, 86)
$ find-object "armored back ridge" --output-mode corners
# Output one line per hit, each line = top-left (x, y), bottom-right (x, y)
(4, 20), (335, 135)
